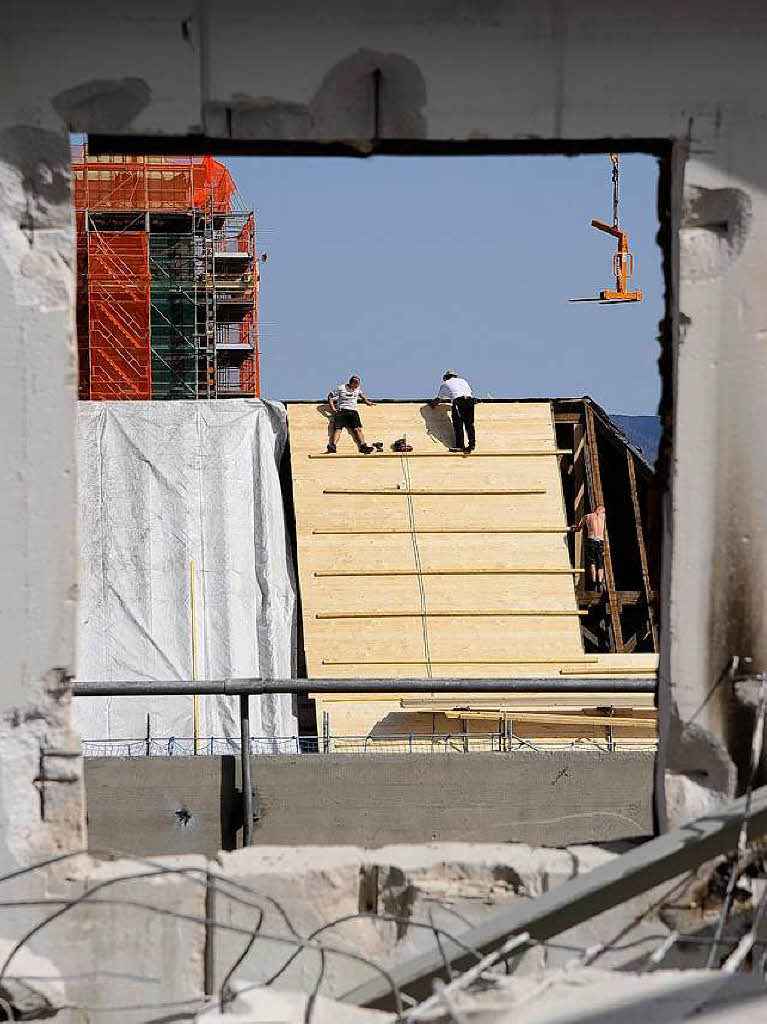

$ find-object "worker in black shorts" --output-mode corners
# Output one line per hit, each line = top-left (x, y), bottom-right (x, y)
(569, 506), (606, 593)
(326, 375), (375, 453)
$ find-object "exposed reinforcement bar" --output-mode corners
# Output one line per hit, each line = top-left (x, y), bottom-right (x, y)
(342, 782), (767, 1010)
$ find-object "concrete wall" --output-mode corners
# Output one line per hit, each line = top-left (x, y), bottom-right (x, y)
(0, 40), (83, 874)
(85, 751), (653, 855)
(4, 0), (767, 902)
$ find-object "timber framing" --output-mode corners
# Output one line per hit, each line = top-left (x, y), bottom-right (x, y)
(554, 397), (660, 655)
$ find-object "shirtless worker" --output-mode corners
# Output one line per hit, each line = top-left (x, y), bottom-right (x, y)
(428, 370), (476, 453)
(326, 375), (375, 454)
(570, 506), (607, 593)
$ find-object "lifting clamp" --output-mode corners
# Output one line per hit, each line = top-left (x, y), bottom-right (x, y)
(570, 154), (642, 304)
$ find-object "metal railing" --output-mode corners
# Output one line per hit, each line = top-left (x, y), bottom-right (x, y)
(81, 732), (657, 758)
(72, 676), (656, 844)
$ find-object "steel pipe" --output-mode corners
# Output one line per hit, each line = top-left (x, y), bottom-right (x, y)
(71, 676), (655, 697)
(240, 693), (253, 846)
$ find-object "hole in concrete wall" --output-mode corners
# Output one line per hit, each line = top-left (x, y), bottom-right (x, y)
(72, 135), (672, 852)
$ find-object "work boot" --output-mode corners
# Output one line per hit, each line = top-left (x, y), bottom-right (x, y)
(359, 444), (374, 454)
(464, 446), (474, 454)
(449, 447), (462, 453)
(326, 443), (337, 453)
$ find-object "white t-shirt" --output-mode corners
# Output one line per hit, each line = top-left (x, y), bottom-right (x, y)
(437, 376), (472, 401)
(333, 384), (361, 410)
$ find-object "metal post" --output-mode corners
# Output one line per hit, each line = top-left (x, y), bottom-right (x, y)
(190, 560), (200, 755)
(322, 710), (330, 753)
(240, 693), (253, 847)
(145, 713), (151, 758)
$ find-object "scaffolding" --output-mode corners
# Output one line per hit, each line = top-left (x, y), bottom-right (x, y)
(72, 147), (260, 401)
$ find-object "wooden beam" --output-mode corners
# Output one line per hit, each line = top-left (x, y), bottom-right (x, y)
(449, 710), (657, 728)
(559, 666), (656, 676)
(312, 527), (569, 535)
(322, 657), (600, 666)
(580, 625), (601, 648)
(579, 590), (642, 608)
(622, 632), (639, 654)
(317, 610), (588, 619)
(572, 419), (586, 595)
(584, 404), (624, 651)
(626, 449), (659, 651)
(309, 450), (571, 459)
(553, 411), (584, 424)
(587, 404), (654, 481)
(323, 488), (546, 496)
(314, 568), (584, 577)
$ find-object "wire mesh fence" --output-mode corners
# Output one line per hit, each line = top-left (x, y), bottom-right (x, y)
(81, 732), (658, 757)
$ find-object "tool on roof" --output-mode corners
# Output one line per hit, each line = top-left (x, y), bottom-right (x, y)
(570, 154), (642, 305)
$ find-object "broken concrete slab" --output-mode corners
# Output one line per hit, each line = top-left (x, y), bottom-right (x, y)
(197, 979), (394, 1024)
(24, 854), (209, 1024)
(407, 966), (767, 1024)
(208, 843), (635, 1000)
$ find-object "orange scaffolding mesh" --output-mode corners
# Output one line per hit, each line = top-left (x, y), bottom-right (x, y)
(73, 146), (259, 400)
(76, 212), (90, 399)
(87, 232), (151, 400)
(72, 151), (235, 214)
(237, 214), (259, 396)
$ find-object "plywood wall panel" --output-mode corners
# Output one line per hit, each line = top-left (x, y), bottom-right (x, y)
(289, 401), (584, 679)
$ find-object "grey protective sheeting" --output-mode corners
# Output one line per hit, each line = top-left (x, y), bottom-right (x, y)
(75, 400), (297, 748)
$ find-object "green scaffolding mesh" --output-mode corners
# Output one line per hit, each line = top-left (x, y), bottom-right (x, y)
(149, 234), (199, 400)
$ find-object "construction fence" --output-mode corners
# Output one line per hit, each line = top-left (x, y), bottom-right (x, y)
(81, 732), (658, 757)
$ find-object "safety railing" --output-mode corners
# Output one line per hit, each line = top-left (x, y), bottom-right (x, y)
(81, 732), (657, 758)
(72, 676), (656, 844)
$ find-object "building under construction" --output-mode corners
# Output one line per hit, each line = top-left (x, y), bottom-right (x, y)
(72, 148), (260, 401)
(287, 396), (660, 751)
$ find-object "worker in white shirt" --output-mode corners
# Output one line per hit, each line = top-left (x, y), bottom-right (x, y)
(429, 370), (476, 453)
(326, 374), (375, 453)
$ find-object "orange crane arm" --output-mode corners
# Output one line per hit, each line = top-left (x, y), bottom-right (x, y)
(590, 219), (625, 242)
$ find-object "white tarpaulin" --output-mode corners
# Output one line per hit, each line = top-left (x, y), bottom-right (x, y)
(74, 400), (297, 750)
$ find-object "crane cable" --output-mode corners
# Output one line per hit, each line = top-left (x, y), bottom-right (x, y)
(610, 153), (620, 229)
(399, 442), (433, 680)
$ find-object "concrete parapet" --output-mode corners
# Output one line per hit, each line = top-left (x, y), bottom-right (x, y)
(85, 750), (654, 857)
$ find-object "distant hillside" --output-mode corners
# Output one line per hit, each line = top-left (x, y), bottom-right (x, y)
(609, 415), (661, 467)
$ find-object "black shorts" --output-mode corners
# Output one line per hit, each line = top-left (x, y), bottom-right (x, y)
(585, 538), (605, 570)
(333, 409), (362, 430)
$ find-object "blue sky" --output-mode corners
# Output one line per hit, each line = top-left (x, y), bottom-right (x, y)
(226, 153), (663, 414)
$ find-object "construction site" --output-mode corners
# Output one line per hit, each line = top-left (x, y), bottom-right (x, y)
(3, 3), (767, 1022)
(73, 148), (260, 400)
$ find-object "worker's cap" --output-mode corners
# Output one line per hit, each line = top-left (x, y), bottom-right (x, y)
(443, 369), (458, 377)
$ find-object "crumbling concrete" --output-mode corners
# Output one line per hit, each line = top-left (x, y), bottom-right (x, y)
(209, 843), (642, 998)
(5, 2), (767, 1017)
(3, 0), (767, 865)
(0, 843), (648, 1020)
(403, 965), (767, 1024)
(0, 939), (64, 1021)
(13, 854), (210, 1024)
(0, 119), (81, 874)
(198, 980), (394, 1024)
